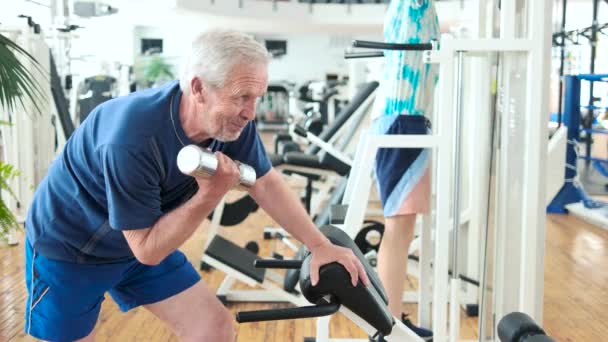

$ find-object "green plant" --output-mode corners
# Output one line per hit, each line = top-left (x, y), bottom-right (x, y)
(0, 33), (46, 114)
(134, 55), (175, 89)
(0, 163), (20, 241)
(0, 32), (47, 242)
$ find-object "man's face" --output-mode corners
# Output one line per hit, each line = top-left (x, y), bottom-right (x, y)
(200, 63), (268, 142)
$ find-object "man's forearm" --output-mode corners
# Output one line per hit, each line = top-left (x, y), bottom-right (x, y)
(136, 191), (220, 264)
(250, 169), (329, 250)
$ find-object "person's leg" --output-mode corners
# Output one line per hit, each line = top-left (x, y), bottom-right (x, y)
(110, 249), (233, 342)
(24, 240), (115, 342)
(144, 280), (236, 342)
(377, 214), (417, 317)
(376, 165), (430, 316)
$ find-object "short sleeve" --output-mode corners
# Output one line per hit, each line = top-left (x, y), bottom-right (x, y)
(100, 144), (163, 230)
(223, 121), (272, 178)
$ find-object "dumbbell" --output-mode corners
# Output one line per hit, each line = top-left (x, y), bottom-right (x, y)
(498, 312), (555, 342)
(177, 144), (256, 191)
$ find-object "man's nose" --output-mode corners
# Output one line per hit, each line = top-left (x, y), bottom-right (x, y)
(240, 98), (257, 121)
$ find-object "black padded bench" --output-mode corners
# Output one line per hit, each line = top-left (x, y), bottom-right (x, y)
(205, 235), (265, 283)
(236, 225), (395, 337)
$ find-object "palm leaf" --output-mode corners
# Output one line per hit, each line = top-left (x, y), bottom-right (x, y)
(134, 55), (175, 88)
(0, 33), (47, 115)
(0, 162), (20, 242)
(0, 32), (46, 241)
(0, 162), (19, 199)
(144, 56), (175, 81)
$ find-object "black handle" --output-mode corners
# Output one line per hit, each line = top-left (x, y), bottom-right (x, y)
(254, 259), (303, 269)
(294, 124), (308, 138)
(236, 302), (340, 323)
(344, 51), (385, 59)
(352, 40), (433, 51)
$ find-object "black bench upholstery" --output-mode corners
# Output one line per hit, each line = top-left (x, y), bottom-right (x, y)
(205, 235), (265, 283)
(298, 225), (393, 336)
(282, 152), (350, 176)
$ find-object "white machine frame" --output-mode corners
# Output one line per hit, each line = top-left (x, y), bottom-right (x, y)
(320, 0), (553, 341)
(200, 88), (378, 305)
(201, 197), (309, 306)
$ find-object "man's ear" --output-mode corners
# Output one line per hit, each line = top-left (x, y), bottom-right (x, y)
(190, 77), (206, 104)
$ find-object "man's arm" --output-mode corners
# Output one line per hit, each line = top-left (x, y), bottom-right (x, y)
(122, 191), (219, 265)
(123, 152), (241, 265)
(249, 169), (370, 287)
(249, 169), (328, 249)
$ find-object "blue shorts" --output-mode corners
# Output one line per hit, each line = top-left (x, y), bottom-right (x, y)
(24, 239), (201, 341)
(372, 115), (432, 217)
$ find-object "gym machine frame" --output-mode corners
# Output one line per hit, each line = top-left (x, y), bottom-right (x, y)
(318, 1), (552, 341)
(199, 85), (378, 306)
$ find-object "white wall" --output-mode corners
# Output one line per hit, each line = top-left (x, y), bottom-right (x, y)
(132, 25), (194, 75)
(262, 33), (382, 85)
(1, 0), (473, 88)
(126, 27), (382, 88)
(70, 16), (134, 72)
(175, 0), (477, 33)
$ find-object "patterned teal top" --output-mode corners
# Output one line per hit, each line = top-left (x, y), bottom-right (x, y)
(371, 0), (440, 119)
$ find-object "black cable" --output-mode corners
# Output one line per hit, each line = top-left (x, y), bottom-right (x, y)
(479, 51), (501, 336)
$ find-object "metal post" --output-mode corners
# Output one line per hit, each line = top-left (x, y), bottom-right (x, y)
(451, 51), (465, 288)
(449, 51), (465, 342)
(433, 38), (455, 342)
(557, 0), (567, 126)
(585, 0), (600, 166)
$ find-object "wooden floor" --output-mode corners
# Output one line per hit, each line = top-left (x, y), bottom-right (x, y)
(1, 132), (608, 341)
(1, 208), (607, 341)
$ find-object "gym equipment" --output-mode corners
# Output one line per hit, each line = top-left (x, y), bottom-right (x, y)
(551, 0), (607, 156)
(547, 74), (608, 230)
(256, 82), (293, 131)
(498, 312), (555, 342)
(353, 220), (384, 267)
(198, 82), (378, 308)
(200, 240), (259, 272)
(177, 144), (256, 190)
(207, 195), (259, 226)
(272, 81), (379, 217)
(50, 53), (75, 139)
(244, 240), (260, 255)
(297, 79), (346, 135)
(274, 81), (378, 157)
(338, 3), (553, 337)
(76, 75), (117, 123)
(350, 40), (483, 320)
(236, 225), (427, 342)
(262, 82), (379, 246)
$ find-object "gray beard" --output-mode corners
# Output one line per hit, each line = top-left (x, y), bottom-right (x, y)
(215, 130), (240, 142)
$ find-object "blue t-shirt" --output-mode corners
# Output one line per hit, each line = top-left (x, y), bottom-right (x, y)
(26, 81), (271, 264)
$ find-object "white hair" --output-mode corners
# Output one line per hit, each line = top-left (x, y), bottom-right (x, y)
(179, 29), (270, 93)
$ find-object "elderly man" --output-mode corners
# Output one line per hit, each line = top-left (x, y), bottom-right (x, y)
(24, 29), (369, 342)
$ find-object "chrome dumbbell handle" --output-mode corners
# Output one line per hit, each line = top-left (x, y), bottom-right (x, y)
(177, 145), (256, 190)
